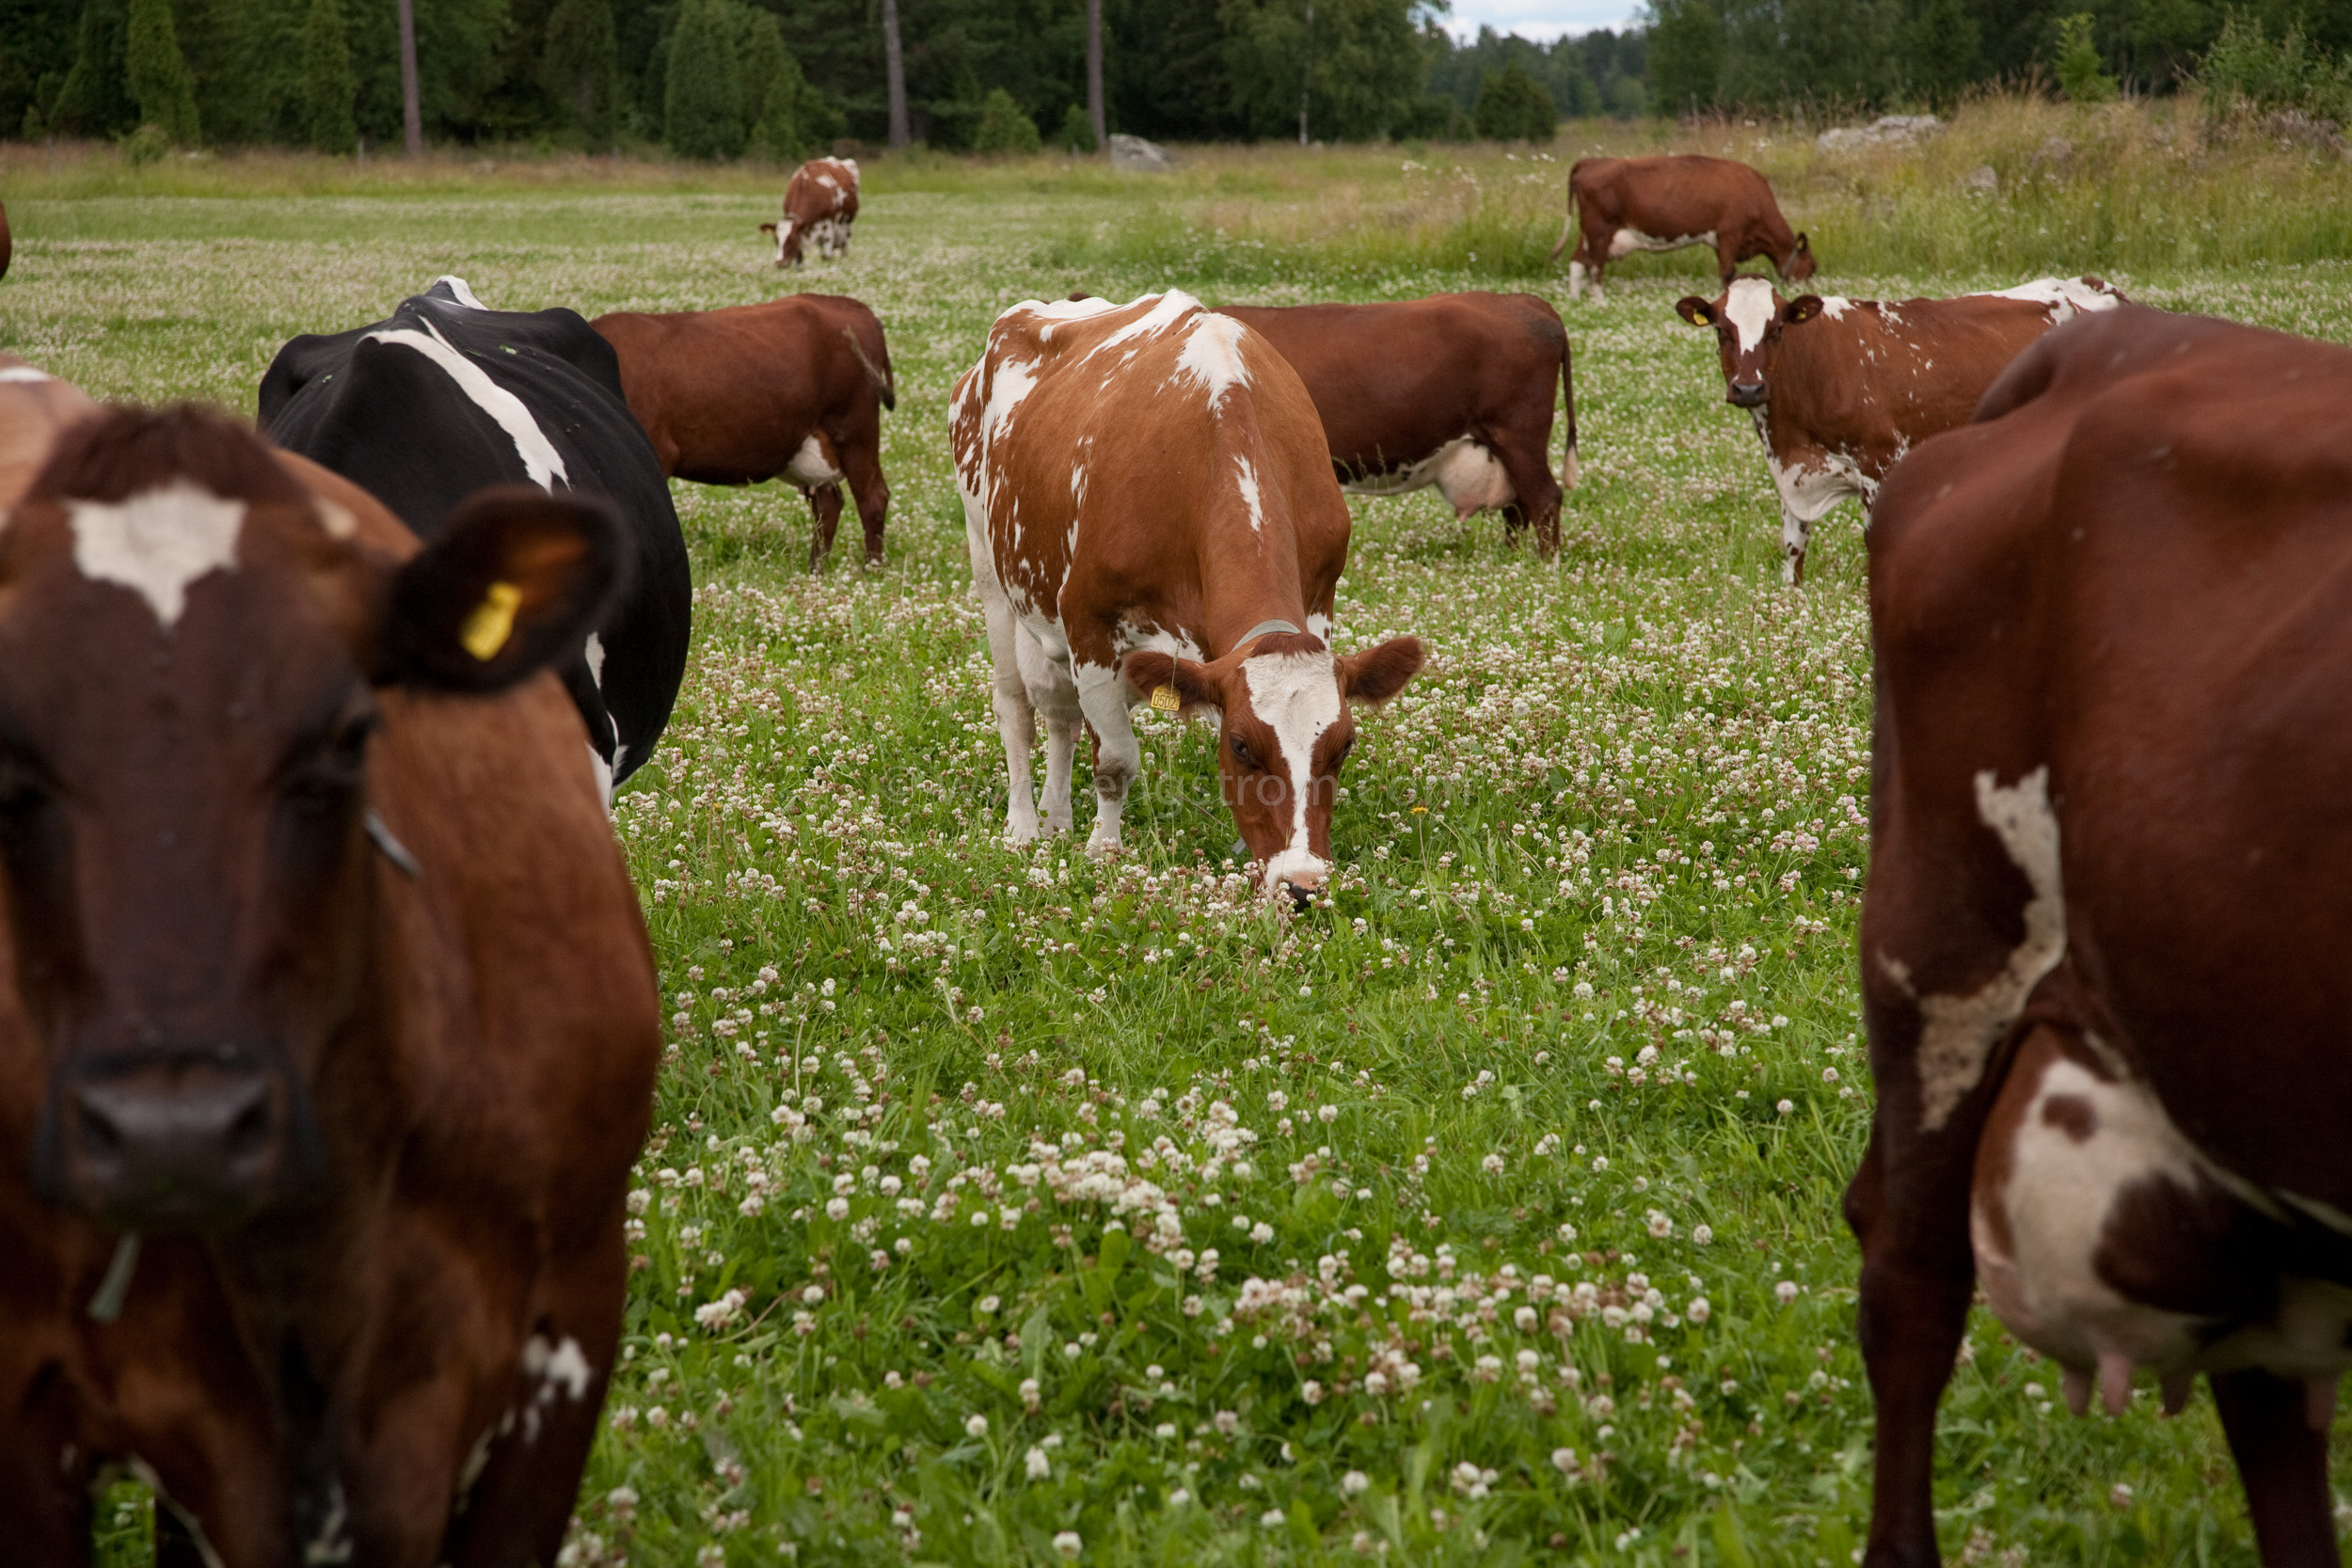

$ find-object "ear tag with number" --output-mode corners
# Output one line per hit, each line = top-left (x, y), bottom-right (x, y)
(459, 580), (524, 662)
(1151, 684), (1181, 713)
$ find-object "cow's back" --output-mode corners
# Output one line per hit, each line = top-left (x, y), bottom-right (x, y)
(1776, 294), (2067, 452)
(1581, 154), (1772, 232)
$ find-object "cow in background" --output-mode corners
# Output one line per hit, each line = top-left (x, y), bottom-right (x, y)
(0, 404), (659, 1562)
(1854, 305), (2352, 1568)
(954, 292), (1422, 906)
(1677, 275), (2124, 583)
(594, 293), (895, 569)
(1216, 293), (1579, 557)
(258, 276), (691, 797)
(0, 355), (96, 505)
(761, 157), (861, 268)
(1550, 155), (1813, 301)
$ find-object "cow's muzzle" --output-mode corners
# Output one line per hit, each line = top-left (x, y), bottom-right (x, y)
(1727, 380), (1767, 408)
(36, 1045), (306, 1229)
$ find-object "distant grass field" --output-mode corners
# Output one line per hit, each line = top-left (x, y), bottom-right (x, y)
(6, 120), (2352, 1568)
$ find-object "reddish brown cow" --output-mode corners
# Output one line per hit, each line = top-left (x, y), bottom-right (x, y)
(1676, 275), (2123, 583)
(1216, 293), (1579, 556)
(759, 157), (860, 268)
(0, 354), (96, 504)
(594, 293), (895, 568)
(0, 404), (660, 1563)
(1549, 155), (1814, 301)
(1852, 306), (2352, 1568)
(953, 291), (1422, 906)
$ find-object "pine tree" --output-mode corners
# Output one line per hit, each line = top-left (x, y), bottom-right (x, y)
(739, 8), (798, 159)
(543, 0), (621, 149)
(973, 86), (1041, 152)
(664, 0), (744, 159)
(304, 0), (356, 152)
(1900, 0), (1981, 110)
(53, 0), (138, 139)
(1056, 102), (1096, 151)
(1473, 62), (1554, 141)
(124, 0), (201, 144)
(2055, 12), (2118, 102)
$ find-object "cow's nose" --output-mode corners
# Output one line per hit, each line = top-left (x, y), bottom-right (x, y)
(53, 1054), (286, 1228)
(1278, 876), (1324, 913)
(1727, 381), (1767, 408)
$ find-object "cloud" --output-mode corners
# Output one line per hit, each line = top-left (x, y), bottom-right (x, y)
(1438, 0), (1645, 40)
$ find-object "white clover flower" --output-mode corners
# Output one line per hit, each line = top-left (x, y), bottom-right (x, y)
(1776, 1100), (1795, 1116)
(1168, 1489), (1191, 1507)
(977, 1294), (1000, 1315)
(1688, 1297), (1712, 1323)
(825, 1197), (850, 1221)
(1262, 1510), (1288, 1528)
(1692, 1224), (1713, 1245)
(965, 1414), (990, 1438)
(1302, 1380), (1324, 1403)
(1025, 1445), (1052, 1480)
(1053, 1530), (1082, 1559)
(1343, 1470), (1371, 1497)
(1481, 1153), (1505, 1175)
(1551, 1447), (1578, 1476)
(1775, 1280), (1800, 1304)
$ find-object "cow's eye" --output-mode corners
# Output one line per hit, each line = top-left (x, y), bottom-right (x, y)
(284, 712), (376, 813)
(1330, 735), (1356, 772)
(1229, 736), (1259, 769)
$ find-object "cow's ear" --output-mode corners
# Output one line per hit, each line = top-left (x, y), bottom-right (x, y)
(374, 485), (627, 693)
(1676, 295), (1720, 327)
(1120, 650), (1220, 719)
(1339, 637), (1424, 707)
(1782, 295), (1825, 325)
(1792, 232), (1811, 254)
(758, 221), (777, 236)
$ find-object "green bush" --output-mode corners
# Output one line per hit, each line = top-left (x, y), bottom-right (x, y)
(119, 120), (169, 165)
(973, 87), (1041, 154)
(303, 0), (357, 154)
(1472, 62), (1555, 142)
(2199, 11), (2352, 120)
(2053, 13), (2118, 103)
(124, 0), (200, 145)
(543, 0), (623, 150)
(1055, 103), (1097, 153)
(664, 0), (745, 160)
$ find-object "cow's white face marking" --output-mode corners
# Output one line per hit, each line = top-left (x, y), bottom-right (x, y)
(1609, 228), (1711, 259)
(364, 318), (569, 492)
(1883, 766), (2066, 1131)
(1241, 650), (1342, 891)
(431, 276), (487, 309)
(1174, 312), (1251, 403)
(1724, 277), (1778, 356)
(70, 480), (244, 630)
(0, 364), (52, 383)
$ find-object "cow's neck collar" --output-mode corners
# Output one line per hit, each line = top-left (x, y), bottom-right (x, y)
(1232, 618), (1301, 653)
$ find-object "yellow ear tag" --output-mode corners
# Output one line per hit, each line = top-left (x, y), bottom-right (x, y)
(1151, 684), (1181, 713)
(459, 580), (524, 662)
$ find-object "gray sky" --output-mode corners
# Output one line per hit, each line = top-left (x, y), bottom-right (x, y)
(1439, 0), (1645, 40)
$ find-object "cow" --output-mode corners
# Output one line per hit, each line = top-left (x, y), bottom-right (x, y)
(1549, 155), (1814, 301)
(1851, 305), (2352, 1568)
(952, 291), (1423, 907)
(759, 157), (860, 268)
(1676, 275), (2124, 584)
(592, 293), (895, 570)
(1215, 293), (1579, 557)
(0, 354), (97, 505)
(0, 198), (12, 282)
(258, 276), (692, 799)
(0, 403), (660, 1564)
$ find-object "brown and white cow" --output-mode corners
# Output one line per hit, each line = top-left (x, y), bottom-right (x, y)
(1216, 293), (1580, 556)
(759, 157), (860, 268)
(1549, 155), (1813, 301)
(953, 292), (1422, 906)
(594, 293), (895, 568)
(1852, 305), (2352, 1567)
(1677, 275), (2123, 583)
(0, 404), (660, 1562)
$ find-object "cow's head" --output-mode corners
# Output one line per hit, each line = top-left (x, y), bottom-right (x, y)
(1784, 232), (1817, 282)
(1677, 278), (1824, 408)
(2, 406), (622, 1232)
(759, 218), (803, 269)
(1120, 632), (1422, 911)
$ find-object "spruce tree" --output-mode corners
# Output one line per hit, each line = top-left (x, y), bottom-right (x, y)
(739, 9), (798, 160)
(1473, 63), (1554, 141)
(53, 0), (137, 139)
(664, 0), (744, 160)
(974, 87), (1041, 153)
(543, 0), (621, 150)
(304, 0), (356, 152)
(124, 0), (201, 144)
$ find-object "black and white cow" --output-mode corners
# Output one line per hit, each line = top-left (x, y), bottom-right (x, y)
(258, 277), (691, 794)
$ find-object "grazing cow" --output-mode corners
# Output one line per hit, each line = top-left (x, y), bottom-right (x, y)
(0, 355), (97, 505)
(952, 291), (1423, 905)
(592, 293), (895, 569)
(0, 404), (659, 1563)
(1676, 275), (2124, 583)
(258, 276), (691, 796)
(1216, 293), (1579, 556)
(1549, 155), (1814, 300)
(759, 157), (860, 268)
(1852, 306), (2352, 1568)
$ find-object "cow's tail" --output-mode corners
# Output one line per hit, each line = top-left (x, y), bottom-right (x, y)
(1558, 327), (1580, 491)
(1546, 166), (1584, 266)
(843, 325), (896, 412)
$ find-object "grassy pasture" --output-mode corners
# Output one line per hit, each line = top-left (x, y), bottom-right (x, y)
(6, 107), (2352, 1567)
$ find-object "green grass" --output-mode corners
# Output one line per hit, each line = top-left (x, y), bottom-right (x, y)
(8, 135), (2352, 1568)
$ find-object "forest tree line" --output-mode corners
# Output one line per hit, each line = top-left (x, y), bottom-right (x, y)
(0, 0), (2344, 158)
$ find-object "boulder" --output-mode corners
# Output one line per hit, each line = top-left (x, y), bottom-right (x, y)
(1816, 114), (1943, 153)
(1109, 133), (1179, 172)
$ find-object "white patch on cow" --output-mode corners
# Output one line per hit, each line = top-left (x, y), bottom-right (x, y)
(311, 498), (357, 540)
(1724, 277), (1778, 356)
(1974, 277), (2123, 321)
(785, 434), (845, 488)
(1768, 447), (1875, 525)
(1608, 228), (1711, 259)
(453, 1423), (497, 1514)
(1883, 767), (2067, 1132)
(1241, 650), (1343, 893)
(1084, 292), (1200, 364)
(1341, 436), (1514, 519)
(302, 1481), (353, 1565)
(583, 631), (606, 689)
(0, 364), (52, 383)
(1174, 312), (1252, 404)
(431, 276), (487, 309)
(1818, 296), (1855, 321)
(772, 218), (795, 265)
(1234, 455), (1265, 534)
(1565, 260), (1591, 299)
(363, 318), (569, 492)
(588, 743), (613, 810)
(522, 1333), (594, 1401)
(70, 480), (244, 631)
(131, 1457), (229, 1568)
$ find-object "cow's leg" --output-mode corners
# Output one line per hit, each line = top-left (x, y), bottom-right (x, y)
(840, 435), (890, 565)
(1781, 505), (1811, 586)
(1492, 442), (1564, 562)
(805, 484), (842, 571)
(1040, 718), (1080, 835)
(1073, 663), (1141, 855)
(980, 593), (1042, 845)
(2211, 1369), (2338, 1568)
